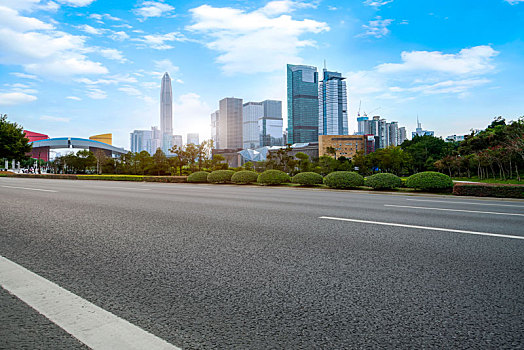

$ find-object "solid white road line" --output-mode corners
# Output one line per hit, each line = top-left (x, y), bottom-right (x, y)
(406, 198), (524, 208)
(384, 204), (524, 217)
(0, 256), (180, 350)
(1, 185), (57, 193)
(319, 216), (524, 240)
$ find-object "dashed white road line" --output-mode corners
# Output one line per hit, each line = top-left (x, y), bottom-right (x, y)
(406, 198), (524, 208)
(0, 255), (180, 350)
(319, 216), (524, 240)
(384, 204), (524, 217)
(1, 185), (57, 193)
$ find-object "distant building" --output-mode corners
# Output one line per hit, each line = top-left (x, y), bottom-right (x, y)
(370, 116), (387, 149)
(243, 102), (263, 149)
(319, 135), (366, 160)
(218, 97), (243, 149)
(446, 134), (466, 142)
(24, 130), (50, 161)
(187, 133), (199, 145)
(357, 116), (371, 135)
(172, 135), (183, 148)
(387, 122), (398, 147)
(130, 130), (152, 154)
(287, 64), (319, 144)
(212, 148), (244, 168)
(150, 126), (162, 154)
(160, 72), (173, 153)
(210, 110), (219, 148)
(260, 100), (283, 147)
(89, 133), (112, 145)
(318, 69), (348, 136)
(398, 127), (407, 145)
(412, 118), (434, 138)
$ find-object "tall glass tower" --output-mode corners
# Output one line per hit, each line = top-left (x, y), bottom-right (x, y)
(318, 69), (348, 135)
(287, 64), (319, 144)
(160, 72), (173, 153)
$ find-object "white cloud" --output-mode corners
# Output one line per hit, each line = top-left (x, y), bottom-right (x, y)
(359, 17), (393, 38)
(86, 88), (106, 99)
(118, 86), (142, 96)
(109, 31), (129, 41)
(259, 1), (317, 16)
(113, 23), (132, 29)
(505, 0), (524, 4)
(99, 48), (128, 63)
(0, 0), (41, 11)
(0, 92), (37, 105)
(187, 2), (329, 74)
(76, 24), (104, 35)
(75, 74), (137, 85)
(376, 45), (498, 75)
(133, 32), (187, 50)
(347, 45), (498, 101)
(363, 0), (393, 8)
(10, 72), (41, 80)
(67, 95), (82, 100)
(134, 1), (175, 21)
(40, 115), (70, 122)
(56, 0), (96, 7)
(154, 59), (179, 74)
(0, 6), (108, 77)
(89, 13), (121, 21)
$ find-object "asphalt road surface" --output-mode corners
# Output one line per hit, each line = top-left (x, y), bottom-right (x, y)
(1, 177), (523, 349)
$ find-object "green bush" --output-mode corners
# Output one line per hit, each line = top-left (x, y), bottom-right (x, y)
(207, 170), (235, 184)
(187, 171), (209, 183)
(365, 173), (402, 190)
(324, 171), (364, 189)
(257, 170), (291, 185)
(231, 170), (259, 184)
(144, 176), (187, 183)
(291, 172), (323, 186)
(406, 171), (453, 192)
(453, 183), (524, 198)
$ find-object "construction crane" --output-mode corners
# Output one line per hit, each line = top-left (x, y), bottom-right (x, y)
(357, 100), (362, 117)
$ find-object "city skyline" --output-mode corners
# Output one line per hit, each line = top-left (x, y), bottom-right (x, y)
(1, 0), (523, 149)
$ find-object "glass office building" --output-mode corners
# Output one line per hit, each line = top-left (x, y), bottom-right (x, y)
(318, 69), (348, 135)
(260, 100), (283, 146)
(243, 102), (263, 149)
(287, 64), (319, 144)
(218, 97), (243, 149)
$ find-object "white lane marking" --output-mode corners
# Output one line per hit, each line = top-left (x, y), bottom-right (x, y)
(1, 185), (57, 193)
(0, 256), (180, 350)
(406, 198), (524, 208)
(384, 204), (524, 217)
(319, 216), (524, 240)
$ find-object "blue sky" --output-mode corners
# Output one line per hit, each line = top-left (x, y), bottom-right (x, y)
(0, 0), (523, 149)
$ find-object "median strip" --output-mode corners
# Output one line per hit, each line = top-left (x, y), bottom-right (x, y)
(319, 216), (524, 240)
(406, 198), (524, 208)
(384, 204), (524, 217)
(0, 255), (180, 350)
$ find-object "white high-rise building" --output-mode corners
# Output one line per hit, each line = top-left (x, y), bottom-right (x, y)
(130, 130), (152, 153)
(218, 97), (243, 149)
(172, 135), (183, 148)
(187, 133), (199, 145)
(211, 110), (219, 149)
(160, 72), (173, 153)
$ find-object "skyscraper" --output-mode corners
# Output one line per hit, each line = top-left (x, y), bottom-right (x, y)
(130, 130), (152, 153)
(172, 135), (183, 148)
(412, 118), (435, 138)
(318, 69), (348, 136)
(260, 100), (283, 146)
(218, 97), (243, 149)
(287, 64), (319, 144)
(160, 72), (173, 153)
(243, 102), (263, 149)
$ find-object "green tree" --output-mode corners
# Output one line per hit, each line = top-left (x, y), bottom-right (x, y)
(151, 149), (169, 175)
(0, 114), (32, 162)
(295, 152), (311, 173)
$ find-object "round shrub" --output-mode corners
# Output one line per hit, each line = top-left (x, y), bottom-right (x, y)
(207, 170), (235, 184)
(291, 172), (323, 186)
(187, 171), (209, 183)
(406, 171), (453, 192)
(231, 170), (259, 184)
(324, 171), (364, 189)
(365, 173), (402, 190)
(257, 170), (291, 185)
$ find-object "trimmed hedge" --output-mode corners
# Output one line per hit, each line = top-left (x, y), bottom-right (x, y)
(406, 171), (453, 192)
(365, 173), (402, 190)
(78, 175), (144, 181)
(143, 176), (187, 183)
(324, 171), (364, 189)
(231, 170), (259, 184)
(187, 171), (209, 183)
(453, 183), (524, 198)
(207, 170), (235, 184)
(11, 173), (78, 180)
(292, 172), (323, 186)
(257, 170), (291, 185)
